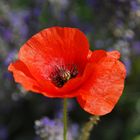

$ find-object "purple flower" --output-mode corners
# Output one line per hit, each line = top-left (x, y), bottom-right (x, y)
(8, 10), (29, 39)
(123, 58), (131, 76)
(35, 117), (79, 140)
(130, 1), (140, 12)
(133, 41), (140, 55)
(123, 29), (135, 41)
(3, 50), (17, 66)
(3, 29), (12, 42)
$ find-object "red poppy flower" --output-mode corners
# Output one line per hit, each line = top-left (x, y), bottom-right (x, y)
(8, 27), (126, 115)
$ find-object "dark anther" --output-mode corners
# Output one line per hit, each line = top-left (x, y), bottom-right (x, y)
(50, 65), (78, 88)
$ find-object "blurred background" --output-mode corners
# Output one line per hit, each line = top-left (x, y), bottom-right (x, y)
(0, 0), (140, 140)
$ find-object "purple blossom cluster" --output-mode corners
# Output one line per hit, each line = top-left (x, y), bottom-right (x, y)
(35, 117), (79, 140)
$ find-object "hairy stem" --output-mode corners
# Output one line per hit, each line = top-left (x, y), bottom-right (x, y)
(80, 115), (100, 140)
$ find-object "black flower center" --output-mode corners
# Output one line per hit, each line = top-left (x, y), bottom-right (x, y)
(50, 65), (78, 88)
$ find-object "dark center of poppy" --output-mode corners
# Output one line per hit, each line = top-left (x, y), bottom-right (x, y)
(50, 65), (78, 88)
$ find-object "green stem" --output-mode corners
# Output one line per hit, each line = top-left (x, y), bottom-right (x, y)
(63, 98), (68, 140)
(79, 115), (100, 140)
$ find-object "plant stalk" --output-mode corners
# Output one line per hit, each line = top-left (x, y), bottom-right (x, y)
(79, 115), (100, 140)
(63, 98), (68, 140)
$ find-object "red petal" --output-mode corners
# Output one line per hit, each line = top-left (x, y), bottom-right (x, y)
(89, 50), (107, 62)
(8, 60), (43, 93)
(77, 50), (126, 115)
(17, 27), (89, 97)
(107, 51), (120, 59)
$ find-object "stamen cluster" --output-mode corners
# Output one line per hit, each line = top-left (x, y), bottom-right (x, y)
(50, 65), (78, 87)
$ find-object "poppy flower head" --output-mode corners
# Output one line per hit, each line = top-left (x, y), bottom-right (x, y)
(8, 26), (126, 115)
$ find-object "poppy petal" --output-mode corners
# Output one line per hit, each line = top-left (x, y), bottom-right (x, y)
(107, 50), (120, 59)
(17, 27), (89, 97)
(8, 60), (46, 93)
(89, 50), (107, 62)
(77, 50), (126, 115)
